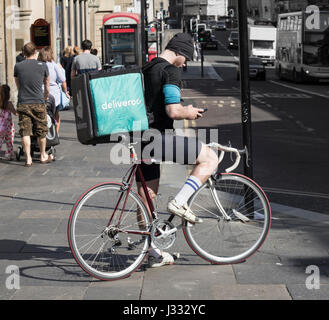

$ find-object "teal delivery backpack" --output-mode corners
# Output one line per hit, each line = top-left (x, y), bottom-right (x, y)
(71, 66), (149, 145)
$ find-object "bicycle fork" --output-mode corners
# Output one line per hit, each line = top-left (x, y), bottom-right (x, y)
(208, 178), (232, 221)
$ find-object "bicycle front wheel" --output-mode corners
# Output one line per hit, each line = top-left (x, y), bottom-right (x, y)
(68, 183), (152, 281)
(183, 173), (271, 264)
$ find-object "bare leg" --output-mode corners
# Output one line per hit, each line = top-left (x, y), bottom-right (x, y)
(190, 144), (219, 184)
(55, 110), (61, 133)
(167, 144), (219, 222)
(137, 179), (159, 229)
(37, 137), (51, 162)
(22, 136), (32, 165)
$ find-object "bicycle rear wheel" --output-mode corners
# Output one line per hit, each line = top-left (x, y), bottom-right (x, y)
(183, 173), (271, 264)
(68, 182), (151, 281)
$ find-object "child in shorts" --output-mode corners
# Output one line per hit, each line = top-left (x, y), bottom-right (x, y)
(0, 85), (17, 160)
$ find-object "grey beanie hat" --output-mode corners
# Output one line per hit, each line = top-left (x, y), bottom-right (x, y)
(165, 33), (194, 61)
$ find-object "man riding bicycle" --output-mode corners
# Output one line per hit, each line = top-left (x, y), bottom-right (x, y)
(137, 33), (219, 267)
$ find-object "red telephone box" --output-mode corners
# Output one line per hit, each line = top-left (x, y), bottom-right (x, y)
(102, 13), (142, 67)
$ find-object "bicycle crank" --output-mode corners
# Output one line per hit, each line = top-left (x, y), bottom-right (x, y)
(150, 219), (177, 250)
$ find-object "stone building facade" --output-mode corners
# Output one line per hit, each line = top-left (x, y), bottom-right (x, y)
(0, 0), (115, 98)
(0, 0), (170, 93)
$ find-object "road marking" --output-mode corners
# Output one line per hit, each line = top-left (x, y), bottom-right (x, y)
(264, 93), (311, 98)
(251, 90), (311, 99)
(270, 80), (329, 99)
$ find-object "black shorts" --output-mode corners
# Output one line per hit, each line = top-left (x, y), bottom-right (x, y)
(136, 134), (202, 182)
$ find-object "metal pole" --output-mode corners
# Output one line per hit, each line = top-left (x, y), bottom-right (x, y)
(141, 0), (146, 66)
(4, 0), (8, 85)
(181, 0), (184, 31)
(201, 43), (204, 77)
(145, 1), (149, 62)
(237, 0), (253, 179)
(155, 21), (159, 57)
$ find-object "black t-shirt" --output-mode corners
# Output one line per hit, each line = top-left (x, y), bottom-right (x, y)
(16, 53), (26, 63)
(61, 55), (74, 75)
(143, 57), (182, 132)
(14, 59), (49, 104)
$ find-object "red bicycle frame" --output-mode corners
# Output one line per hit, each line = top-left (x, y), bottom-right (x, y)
(106, 162), (155, 232)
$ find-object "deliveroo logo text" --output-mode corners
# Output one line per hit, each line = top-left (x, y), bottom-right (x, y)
(101, 98), (142, 110)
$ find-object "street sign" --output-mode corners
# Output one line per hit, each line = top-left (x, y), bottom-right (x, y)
(30, 19), (51, 49)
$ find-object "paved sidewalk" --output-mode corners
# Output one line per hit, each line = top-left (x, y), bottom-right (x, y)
(0, 64), (328, 300)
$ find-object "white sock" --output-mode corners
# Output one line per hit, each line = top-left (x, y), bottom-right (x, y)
(174, 175), (202, 206)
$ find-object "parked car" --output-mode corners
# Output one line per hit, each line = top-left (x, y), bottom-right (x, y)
(237, 57), (267, 80)
(216, 21), (227, 31)
(228, 31), (239, 49)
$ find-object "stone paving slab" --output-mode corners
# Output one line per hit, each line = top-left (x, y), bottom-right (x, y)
(20, 234), (69, 253)
(141, 265), (235, 300)
(0, 219), (62, 238)
(211, 284), (292, 300)
(286, 284), (329, 300)
(233, 264), (329, 285)
(85, 271), (144, 300)
(11, 286), (87, 300)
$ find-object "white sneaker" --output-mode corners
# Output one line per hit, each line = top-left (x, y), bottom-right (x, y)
(167, 199), (203, 224)
(148, 252), (174, 268)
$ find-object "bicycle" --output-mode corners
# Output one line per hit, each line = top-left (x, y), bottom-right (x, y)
(68, 138), (271, 281)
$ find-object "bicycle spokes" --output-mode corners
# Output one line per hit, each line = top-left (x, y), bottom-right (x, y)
(69, 183), (151, 280)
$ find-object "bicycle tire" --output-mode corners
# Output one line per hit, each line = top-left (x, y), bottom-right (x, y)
(68, 182), (152, 281)
(183, 173), (271, 264)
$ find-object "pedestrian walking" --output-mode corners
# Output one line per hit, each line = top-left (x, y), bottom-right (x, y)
(16, 48), (26, 63)
(60, 46), (74, 93)
(0, 84), (17, 161)
(90, 48), (98, 56)
(195, 40), (201, 62)
(14, 42), (53, 167)
(73, 46), (81, 57)
(71, 40), (102, 78)
(38, 46), (70, 134)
